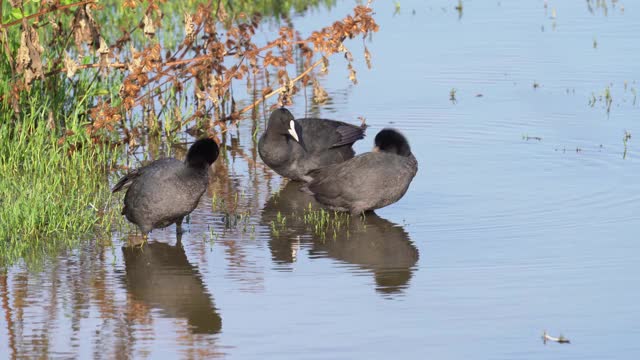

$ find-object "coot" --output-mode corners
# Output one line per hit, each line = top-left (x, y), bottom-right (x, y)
(303, 129), (417, 214)
(112, 138), (219, 235)
(258, 108), (366, 181)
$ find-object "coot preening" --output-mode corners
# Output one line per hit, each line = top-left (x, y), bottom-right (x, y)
(258, 108), (366, 182)
(303, 128), (417, 215)
(112, 138), (219, 235)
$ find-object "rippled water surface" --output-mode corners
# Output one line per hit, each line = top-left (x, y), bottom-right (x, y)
(2, 1), (640, 358)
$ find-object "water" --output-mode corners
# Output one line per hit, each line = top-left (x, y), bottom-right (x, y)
(2, 0), (640, 358)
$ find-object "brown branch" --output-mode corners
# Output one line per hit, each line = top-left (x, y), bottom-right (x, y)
(45, 61), (128, 77)
(226, 57), (324, 120)
(0, 0), (97, 29)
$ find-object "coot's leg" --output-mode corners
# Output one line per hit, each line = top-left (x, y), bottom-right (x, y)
(135, 225), (150, 247)
(176, 229), (183, 247)
(176, 216), (185, 235)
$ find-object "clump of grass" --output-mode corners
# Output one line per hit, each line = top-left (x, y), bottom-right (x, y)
(589, 85), (614, 114)
(455, 0), (463, 19)
(604, 86), (613, 112)
(623, 130), (631, 159)
(302, 205), (351, 239)
(449, 88), (457, 104)
(270, 211), (288, 236)
(212, 191), (254, 234)
(0, 102), (121, 266)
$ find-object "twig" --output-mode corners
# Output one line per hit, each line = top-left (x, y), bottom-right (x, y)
(45, 61), (128, 77)
(227, 57), (324, 120)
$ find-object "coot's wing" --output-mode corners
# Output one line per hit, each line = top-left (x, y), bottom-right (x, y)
(298, 118), (366, 150)
(332, 123), (366, 148)
(306, 152), (388, 199)
(111, 158), (178, 193)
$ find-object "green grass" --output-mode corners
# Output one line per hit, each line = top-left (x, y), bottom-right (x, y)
(302, 206), (352, 239)
(0, 100), (122, 267)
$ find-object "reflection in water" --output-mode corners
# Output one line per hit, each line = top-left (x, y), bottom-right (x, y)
(5, 1), (640, 357)
(121, 240), (222, 334)
(262, 181), (419, 295)
(309, 215), (419, 295)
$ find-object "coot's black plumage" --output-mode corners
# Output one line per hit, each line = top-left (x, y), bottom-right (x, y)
(258, 108), (366, 182)
(112, 138), (219, 235)
(303, 129), (417, 215)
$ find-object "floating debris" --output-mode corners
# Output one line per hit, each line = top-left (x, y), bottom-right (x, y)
(542, 331), (571, 344)
(522, 134), (542, 141)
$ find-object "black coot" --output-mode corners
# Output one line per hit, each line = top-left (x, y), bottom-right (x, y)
(258, 108), (366, 182)
(112, 138), (219, 235)
(303, 129), (417, 214)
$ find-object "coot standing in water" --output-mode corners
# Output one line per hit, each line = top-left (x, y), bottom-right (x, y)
(303, 129), (417, 215)
(112, 138), (219, 236)
(258, 108), (366, 182)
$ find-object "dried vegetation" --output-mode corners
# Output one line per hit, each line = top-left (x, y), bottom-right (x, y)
(2, 0), (379, 146)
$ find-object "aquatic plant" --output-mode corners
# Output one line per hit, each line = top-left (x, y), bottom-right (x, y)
(623, 130), (631, 159)
(449, 88), (457, 103)
(302, 205), (351, 240)
(589, 84), (615, 114)
(0, 98), (122, 266)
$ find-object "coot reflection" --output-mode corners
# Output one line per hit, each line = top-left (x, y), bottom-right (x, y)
(121, 241), (222, 334)
(261, 181), (419, 295)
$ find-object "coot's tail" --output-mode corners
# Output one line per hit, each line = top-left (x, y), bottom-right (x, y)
(111, 168), (141, 193)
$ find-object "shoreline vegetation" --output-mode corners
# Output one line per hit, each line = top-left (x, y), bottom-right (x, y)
(0, 0), (379, 266)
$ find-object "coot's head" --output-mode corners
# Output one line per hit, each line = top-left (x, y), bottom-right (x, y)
(186, 138), (219, 168)
(268, 108), (305, 149)
(373, 129), (411, 156)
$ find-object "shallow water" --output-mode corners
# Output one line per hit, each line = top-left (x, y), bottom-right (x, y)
(2, 0), (640, 358)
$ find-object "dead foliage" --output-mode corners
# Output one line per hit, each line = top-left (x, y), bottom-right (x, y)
(1, 0), (379, 146)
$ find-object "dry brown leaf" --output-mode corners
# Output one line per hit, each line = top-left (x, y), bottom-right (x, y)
(63, 52), (79, 79)
(98, 37), (110, 72)
(321, 56), (329, 74)
(217, 2), (228, 23)
(71, 5), (100, 54)
(279, 77), (295, 107)
(97, 37), (109, 55)
(143, 15), (156, 37)
(16, 21), (44, 87)
(344, 50), (353, 62)
(184, 13), (195, 43)
(348, 63), (358, 85)
(16, 33), (30, 68)
(312, 79), (328, 104)
(364, 46), (372, 69)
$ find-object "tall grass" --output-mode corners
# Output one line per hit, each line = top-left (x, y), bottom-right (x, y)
(0, 97), (121, 267)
